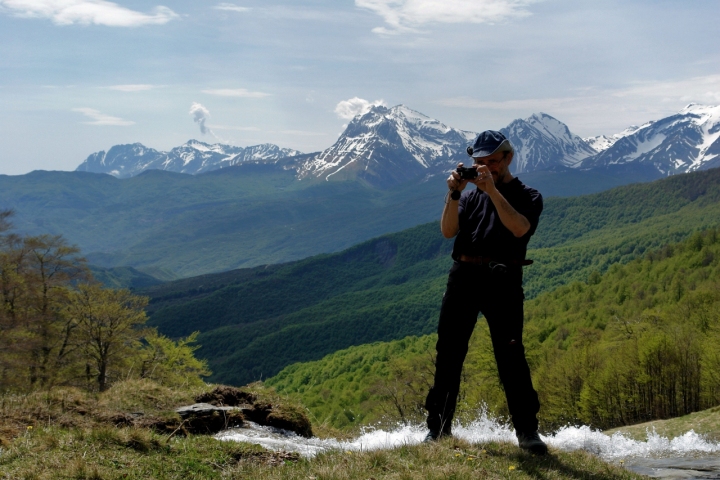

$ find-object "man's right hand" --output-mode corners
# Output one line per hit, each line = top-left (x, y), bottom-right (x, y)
(447, 162), (470, 193)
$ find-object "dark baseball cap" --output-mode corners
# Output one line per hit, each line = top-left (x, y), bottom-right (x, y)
(468, 130), (513, 158)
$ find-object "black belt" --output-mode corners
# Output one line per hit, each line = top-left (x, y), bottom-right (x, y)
(459, 255), (533, 266)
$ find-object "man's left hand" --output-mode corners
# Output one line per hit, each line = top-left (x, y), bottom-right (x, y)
(469, 165), (496, 193)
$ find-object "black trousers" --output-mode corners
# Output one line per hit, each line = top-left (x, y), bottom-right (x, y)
(425, 261), (540, 434)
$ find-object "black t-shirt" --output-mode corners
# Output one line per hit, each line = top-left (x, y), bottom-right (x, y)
(452, 177), (543, 262)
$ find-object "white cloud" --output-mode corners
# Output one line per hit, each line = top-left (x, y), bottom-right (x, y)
(334, 97), (386, 120)
(201, 88), (271, 98)
(106, 84), (156, 92)
(0, 0), (178, 26)
(72, 107), (134, 126)
(356, 0), (537, 33)
(189, 102), (211, 135)
(213, 3), (249, 13)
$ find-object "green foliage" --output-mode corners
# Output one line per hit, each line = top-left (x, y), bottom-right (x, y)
(136, 330), (211, 388)
(268, 228), (720, 432)
(143, 168), (720, 386)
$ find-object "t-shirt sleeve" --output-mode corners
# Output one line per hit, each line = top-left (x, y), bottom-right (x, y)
(517, 189), (543, 237)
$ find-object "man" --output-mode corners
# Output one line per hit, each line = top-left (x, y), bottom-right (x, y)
(424, 130), (547, 455)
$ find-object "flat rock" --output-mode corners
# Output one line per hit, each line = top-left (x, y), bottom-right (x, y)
(175, 403), (243, 418)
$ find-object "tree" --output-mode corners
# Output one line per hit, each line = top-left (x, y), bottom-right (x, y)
(136, 329), (211, 388)
(67, 284), (148, 392)
(0, 226), (88, 390)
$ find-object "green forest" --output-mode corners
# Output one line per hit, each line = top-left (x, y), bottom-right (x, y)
(140, 167), (720, 386)
(267, 228), (720, 433)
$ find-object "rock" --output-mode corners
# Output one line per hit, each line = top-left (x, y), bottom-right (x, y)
(192, 385), (313, 438)
(195, 386), (256, 406)
(173, 403), (245, 434)
(242, 402), (313, 439)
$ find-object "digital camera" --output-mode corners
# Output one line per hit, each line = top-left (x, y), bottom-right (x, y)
(456, 166), (478, 180)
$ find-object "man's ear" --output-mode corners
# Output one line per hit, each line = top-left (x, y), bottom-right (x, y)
(506, 151), (514, 165)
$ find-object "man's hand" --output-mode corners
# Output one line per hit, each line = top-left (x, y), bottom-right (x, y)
(447, 162), (470, 193)
(468, 164), (497, 194)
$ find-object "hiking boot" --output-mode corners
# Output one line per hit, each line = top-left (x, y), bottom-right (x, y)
(516, 430), (548, 455)
(423, 429), (452, 443)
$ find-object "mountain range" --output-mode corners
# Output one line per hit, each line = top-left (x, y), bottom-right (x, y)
(76, 103), (720, 186)
(76, 140), (302, 178)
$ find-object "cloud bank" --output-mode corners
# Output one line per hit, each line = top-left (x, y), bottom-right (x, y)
(0, 0), (178, 26)
(356, 0), (537, 33)
(213, 3), (249, 13)
(72, 108), (134, 126)
(335, 97), (387, 120)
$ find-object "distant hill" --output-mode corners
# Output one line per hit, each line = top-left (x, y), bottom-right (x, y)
(138, 167), (720, 386)
(0, 165), (632, 279)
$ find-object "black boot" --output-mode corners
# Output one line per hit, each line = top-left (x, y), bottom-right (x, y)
(516, 430), (547, 455)
(423, 426), (452, 443)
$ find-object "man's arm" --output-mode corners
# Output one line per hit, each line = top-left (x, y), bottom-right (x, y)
(441, 195), (460, 238)
(486, 189), (531, 238)
(473, 165), (530, 238)
(441, 164), (469, 238)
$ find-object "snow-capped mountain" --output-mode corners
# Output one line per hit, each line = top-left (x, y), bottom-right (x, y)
(581, 104), (720, 175)
(501, 113), (597, 173)
(296, 105), (476, 187)
(584, 126), (643, 153)
(76, 141), (303, 178)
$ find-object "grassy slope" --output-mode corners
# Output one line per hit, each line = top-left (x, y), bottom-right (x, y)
(140, 168), (720, 386)
(267, 229), (720, 430)
(0, 428), (641, 479)
(0, 380), (641, 480)
(606, 405), (720, 442)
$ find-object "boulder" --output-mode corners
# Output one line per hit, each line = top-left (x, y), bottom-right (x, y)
(174, 402), (245, 434)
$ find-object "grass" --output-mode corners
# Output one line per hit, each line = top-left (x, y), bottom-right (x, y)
(0, 381), (645, 479)
(605, 405), (720, 442)
(0, 427), (643, 479)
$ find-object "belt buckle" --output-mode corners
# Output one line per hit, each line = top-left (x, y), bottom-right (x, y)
(488, 261), (508, 275)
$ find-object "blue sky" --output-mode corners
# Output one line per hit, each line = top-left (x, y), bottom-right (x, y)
(1, 0), (719, 175)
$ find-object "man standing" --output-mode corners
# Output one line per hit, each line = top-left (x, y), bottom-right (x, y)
(424, 130), (547, 455)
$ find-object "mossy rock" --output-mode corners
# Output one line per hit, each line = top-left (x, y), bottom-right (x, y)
(243, 402), (313, 438)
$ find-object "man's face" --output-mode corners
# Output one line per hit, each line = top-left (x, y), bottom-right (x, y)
(473, 150), (512, 183)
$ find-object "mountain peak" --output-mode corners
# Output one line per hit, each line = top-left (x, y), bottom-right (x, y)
(297, 105), (475, 187)
(581, 103), (720, 174)
(502, 113), (596, 173)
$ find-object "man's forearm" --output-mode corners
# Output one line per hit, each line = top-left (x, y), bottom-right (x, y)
(487, 189), (530, 237)
(441, 196), (460, 238)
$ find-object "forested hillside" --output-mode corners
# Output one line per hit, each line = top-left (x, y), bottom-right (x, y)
(0, 165), (628, 279)
(268, 228), (720, 432)
(141, 168), (720, 386)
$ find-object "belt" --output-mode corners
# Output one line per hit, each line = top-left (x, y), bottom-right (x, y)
(459, 254), (533, 266)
